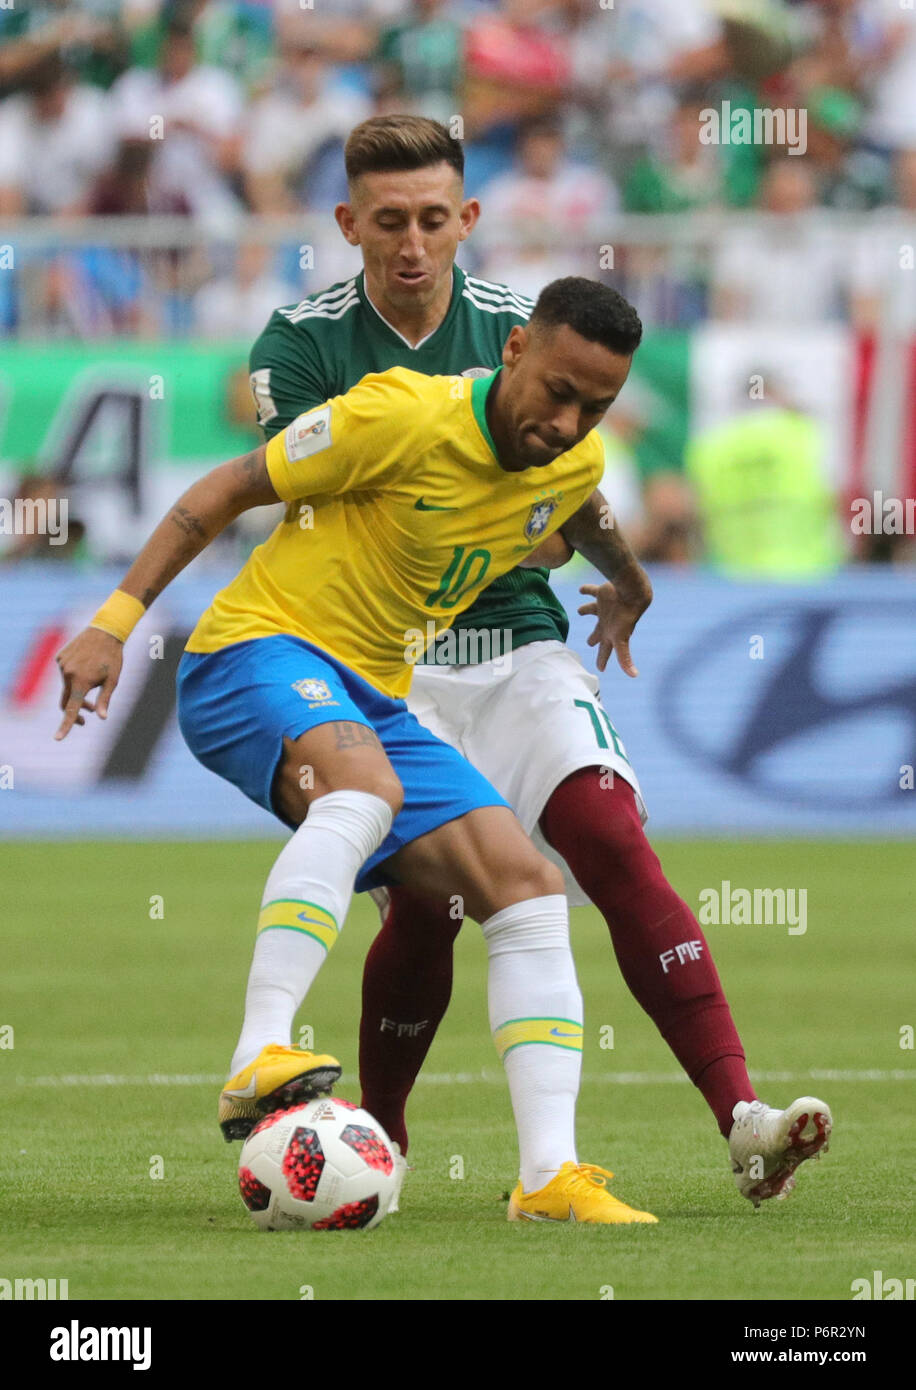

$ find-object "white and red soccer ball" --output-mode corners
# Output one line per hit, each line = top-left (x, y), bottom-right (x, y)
(238, 1098), (397, 1231)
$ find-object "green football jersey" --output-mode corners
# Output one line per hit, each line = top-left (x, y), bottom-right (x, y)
(248, 265), (574, 658)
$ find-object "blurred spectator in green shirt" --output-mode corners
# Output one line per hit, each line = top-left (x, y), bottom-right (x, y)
(377, 0), (464, 124)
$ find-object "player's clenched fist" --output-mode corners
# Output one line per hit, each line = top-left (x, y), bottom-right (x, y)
(54, 628), (124, 740)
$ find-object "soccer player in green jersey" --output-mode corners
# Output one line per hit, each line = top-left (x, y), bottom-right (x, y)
(248, 115), (833, 1210)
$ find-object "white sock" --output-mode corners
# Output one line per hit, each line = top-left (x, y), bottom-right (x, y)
(230, 789), (393, 1077)
(482, 894), (583, 1193)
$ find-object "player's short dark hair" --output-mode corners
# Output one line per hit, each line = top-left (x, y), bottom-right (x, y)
(529, 278), (643, 357)
(345, 115), (464, 185)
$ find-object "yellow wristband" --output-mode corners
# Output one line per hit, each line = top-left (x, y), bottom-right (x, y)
(89, 590), (146, 644)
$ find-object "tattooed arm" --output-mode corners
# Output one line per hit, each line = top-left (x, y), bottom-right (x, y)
(560, 489), (650, 596)
(54, 448), (279, 739)
(560, 488), (653, 678)
(118, 447), (279, 610)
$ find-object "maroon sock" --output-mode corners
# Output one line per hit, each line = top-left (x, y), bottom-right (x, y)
(359, 885), (461, 1154)
(541, 769), (757, 1137)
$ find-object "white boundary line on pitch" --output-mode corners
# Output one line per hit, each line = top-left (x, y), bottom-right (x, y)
(10, 1068), (916, 1088)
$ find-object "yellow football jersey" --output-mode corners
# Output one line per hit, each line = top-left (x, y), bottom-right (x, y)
(186, 367), (604, 698)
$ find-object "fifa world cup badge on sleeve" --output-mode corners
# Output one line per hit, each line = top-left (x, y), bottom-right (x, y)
(285, 406), (332, 462)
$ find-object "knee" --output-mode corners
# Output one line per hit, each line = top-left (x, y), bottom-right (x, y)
(599, 809), (648, 870)
(311, 768), (404, 822)
(502, 851), (565, 906)
(275, 746), (404, 825)
(353, 768), (404, 819)
(574, 800), (656, 894)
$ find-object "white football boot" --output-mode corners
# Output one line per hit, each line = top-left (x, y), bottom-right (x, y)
(387, 1142), (409, 1214)
(728, 1097), (832, 1207)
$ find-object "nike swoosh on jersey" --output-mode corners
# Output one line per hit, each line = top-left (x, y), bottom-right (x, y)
(549, 1027), (581, 1037)
(413, 498), (458, 511)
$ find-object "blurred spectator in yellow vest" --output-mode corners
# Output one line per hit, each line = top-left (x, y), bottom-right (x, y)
(686, 374), (845, 578)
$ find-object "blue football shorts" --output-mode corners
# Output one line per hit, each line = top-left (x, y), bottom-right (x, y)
(176, 634), (510, 892)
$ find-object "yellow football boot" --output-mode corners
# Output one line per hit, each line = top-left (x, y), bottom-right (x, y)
(219, 1043), (341, 1142)
(508, 1162), (658, 1224)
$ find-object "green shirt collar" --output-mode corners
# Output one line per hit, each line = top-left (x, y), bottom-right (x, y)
(471, 367), (501, 458)
(357, 265), (466, 350)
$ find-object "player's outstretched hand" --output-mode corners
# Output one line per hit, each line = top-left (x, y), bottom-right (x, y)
(578, 580), (649, 677)
(54, 628), (124, 740)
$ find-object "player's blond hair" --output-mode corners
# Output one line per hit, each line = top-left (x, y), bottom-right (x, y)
(344, 115), (464, 185)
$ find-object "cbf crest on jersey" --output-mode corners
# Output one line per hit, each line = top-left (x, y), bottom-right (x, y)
(525, 496), (559, 542)
(292, 677), (336, 705)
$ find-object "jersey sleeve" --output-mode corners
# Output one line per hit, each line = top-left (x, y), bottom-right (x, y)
(248, 310), (334, 440)
(264, 370), (434, 503)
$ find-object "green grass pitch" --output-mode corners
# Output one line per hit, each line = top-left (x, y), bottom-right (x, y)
(2, 839), (913, 1302)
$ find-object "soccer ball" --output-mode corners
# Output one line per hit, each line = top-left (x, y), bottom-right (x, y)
(238, 1097), (397, 1231)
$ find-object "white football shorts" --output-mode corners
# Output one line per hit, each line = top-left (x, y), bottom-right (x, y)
(403, 639), (647, 909)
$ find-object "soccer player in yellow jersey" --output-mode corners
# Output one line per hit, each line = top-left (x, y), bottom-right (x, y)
(54, 279), (663, 1224)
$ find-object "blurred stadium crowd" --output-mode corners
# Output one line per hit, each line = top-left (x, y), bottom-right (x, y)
(1, 0), (915, 571)
(3, 0), (916, 330)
